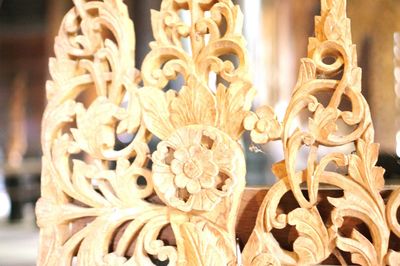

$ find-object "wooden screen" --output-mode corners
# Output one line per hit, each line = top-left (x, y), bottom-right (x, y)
(36, 0), (400, 265)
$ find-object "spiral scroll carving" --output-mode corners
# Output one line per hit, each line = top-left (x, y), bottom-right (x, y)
(37, 0), (400, 265)
(37, 0), (252, 265)
(242, 0), (400, 265)
(36, 0), (180, 264)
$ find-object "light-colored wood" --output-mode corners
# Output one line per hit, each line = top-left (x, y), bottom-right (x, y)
(67, 186), (400, 264)
(36, 0), (400, 265)
(36, 0), (253, 265)
(138, 1), (255, 263)
(242, 0), (400, 265)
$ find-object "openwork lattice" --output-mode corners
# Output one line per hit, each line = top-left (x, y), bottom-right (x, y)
(36, 0), (400, 265)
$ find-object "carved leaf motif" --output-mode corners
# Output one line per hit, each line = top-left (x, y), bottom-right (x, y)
(36, 0), (185, 264)
(308, 105), (339, 140)
(169, 76), (217, 129)
(38, 0), (400, 265)
(243, 0), (395, 265)
(138, 1), (252, 262)
(41, 100), (78, 154)
(348, 139), (385, 192)
(46, 58), (80, 99)
(336, 230), (378, 266)
(250, 253), (281, 266)
(387, 188), (400, 238)
(386, 250), (400, 266)
(139, 87), (176, 140)
(329, 190), (389, 265)
(288, 208), (332, 264)
(116, 88), (142, 134)
(71, 97), (126, 156)
(216, 80), (255, 140)
(242, 180), (298, 266)
(242, 231), (265, 265)
(293, 58), (316, 92)
(179, 221), (236, 266)
(139, 77), (218, 140)
(141, 0), (255, 141)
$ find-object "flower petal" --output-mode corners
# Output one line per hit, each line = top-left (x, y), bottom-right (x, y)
(204, 161), (219, 177)
(187, 179), (201, 194)
(174, 148), (189, 161)
(175, 174), (190, 189)
(250, 129), (270, 144)
(200, 174), (214, 189)
(200, 149), (213, 161)
(189, 145), (203, 157)
(200, 190), (217, 211)
(171, 159), (184, 175)
(187, 194), (201, 210)
(243, 112), (258, 130)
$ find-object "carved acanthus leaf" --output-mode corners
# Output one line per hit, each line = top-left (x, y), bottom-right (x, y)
(180, 221), (236, 266)
(140, 0), (255, 142)
(242, 0), (395, 265)
(288, 208), (333, 264)
(38, 0), (400, 265)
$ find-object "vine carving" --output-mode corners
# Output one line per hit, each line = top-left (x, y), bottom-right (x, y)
(36, 0), (400, 265)
(242, 0), (400, 265)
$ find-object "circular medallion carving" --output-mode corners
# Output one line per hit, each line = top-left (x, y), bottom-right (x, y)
(151, 125), (245, 212)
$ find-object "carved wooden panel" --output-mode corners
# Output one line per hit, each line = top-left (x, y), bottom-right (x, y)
(36, 0), (252, 265)
(242, 0), (400, 265)
(36, 0), (400, 265)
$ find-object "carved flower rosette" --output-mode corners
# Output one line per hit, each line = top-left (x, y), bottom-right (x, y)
(37, 0), (400, 265)
(151, 125), (242, 213)
(138, 0), (254, 262)
(36, 0), (253, 265)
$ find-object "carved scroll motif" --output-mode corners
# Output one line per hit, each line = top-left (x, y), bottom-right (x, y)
(37, 0), (400, 265)
(138, 0), (254, 263)
(36, 0), (253, 265)
(243, 0), (400, 265)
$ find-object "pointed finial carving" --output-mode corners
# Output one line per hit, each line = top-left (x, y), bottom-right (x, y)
(242, 1), (398, 265)
(37, 0), (400, 265)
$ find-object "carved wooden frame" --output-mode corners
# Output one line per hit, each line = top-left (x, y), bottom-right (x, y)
(36, 0), (400, 265)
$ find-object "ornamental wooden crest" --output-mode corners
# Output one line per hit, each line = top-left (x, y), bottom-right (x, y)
(36, 0), (400, 265)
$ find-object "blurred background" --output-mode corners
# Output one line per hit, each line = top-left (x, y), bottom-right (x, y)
(0, 0), (400, 265)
